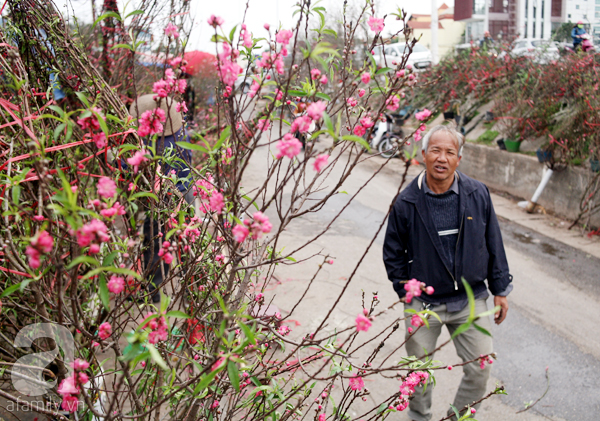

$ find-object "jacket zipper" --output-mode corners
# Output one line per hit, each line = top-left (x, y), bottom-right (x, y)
(452, 215), (465, 290)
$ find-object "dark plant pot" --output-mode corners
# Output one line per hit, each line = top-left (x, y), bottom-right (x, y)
(591, 159), (600, 172)
(485, 111), (494, 121)
(496, 139), (507, 150)
(504, 139), (521, 152)
(536, 148), (552, 163)
(443, 111), (455, 120)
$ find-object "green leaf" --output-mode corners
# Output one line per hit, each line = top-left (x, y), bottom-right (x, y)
(166, 310), (190, 319)
(315, 92), (331, 101)
(451, 320), (472, 340)
(238, 321), (256, 345)
(476, 306), (501, 319)
(75, 92), (90, 108)
(229, 25), (238, 43)
(67, 256), (100, 269)
(194, 367), (221, 394)
(48, 105), (65, 116)
(111, 43), (134, 51)
(375, 67), (393, 75)
(53, 123), (66, 141)
(242, 195), (259, 211)
(323, 112), (334, 133)
(422, 310), (442, 323)
(125, 9), (144, 19)
(472, 322), (492, 337)
(131, 192), (159, 202)
(176, 141), (208, 153)
(102, 251), (119, 267)
(82, 266), (140, 281)
(146, 344), (169, 370)
(322, 28), (337, 38)
(287, 90), (307, 97)
(99, 275), (110, 311)
(366, 51), (376, 69)
(228, 360), (240, 392)
(12, 185), (20, 204)
(213, 126), (231, 152)
(461, 278), (476, 319)
(1, 283), (22, 298)
(341, 134), (370, 150)
(449, 404), (461, 419)
(92, 12), (122, 30)
(92, 109), (109, 137)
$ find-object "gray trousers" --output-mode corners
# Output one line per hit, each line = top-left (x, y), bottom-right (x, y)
(404, 298), (493, 421)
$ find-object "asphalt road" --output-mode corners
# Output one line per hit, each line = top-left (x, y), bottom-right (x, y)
(243, 133), (600, 421)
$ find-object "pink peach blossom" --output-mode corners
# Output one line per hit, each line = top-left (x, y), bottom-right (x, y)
(306, 101), (327, 121)
(127, 150), (149, 173)
(208, 15), (224, 27)
(108, 275), (125, 294)
(98, 322), (112, 340)
(165, 22), (179, 38)
(367, 16), (385, 32)
(97, 176), (116, 199)
(233, 224), (249, 242)
(313, 154), (329, 172)
(355, 314), (372, 332)
(276, 133), (303, 159)
(276, 29), (293, 45)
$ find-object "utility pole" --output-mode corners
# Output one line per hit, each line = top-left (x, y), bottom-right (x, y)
(483, 0), (489, 34)
(431, 0), (438, 64)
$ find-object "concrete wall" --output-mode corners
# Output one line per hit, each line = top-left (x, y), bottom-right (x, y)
(457, 143), (600, 227)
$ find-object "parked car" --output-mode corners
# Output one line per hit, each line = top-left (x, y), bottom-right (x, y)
(372, 43), (432, 71)
(507, 39), (559, 63)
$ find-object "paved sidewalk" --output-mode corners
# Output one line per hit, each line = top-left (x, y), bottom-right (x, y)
(490, 192), (600, 259)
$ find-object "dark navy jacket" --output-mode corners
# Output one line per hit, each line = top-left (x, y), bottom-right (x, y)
(383, 171), (512, 303)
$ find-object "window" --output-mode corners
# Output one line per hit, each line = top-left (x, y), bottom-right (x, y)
(385, 47), (398, 56)
(533, 22), (536, 38)
(541, 0), (545, 18)
(576, 4), (580, 9)
(568, 13), (571, 18)
(525, 0), (528, 18)
(473, 0), (486, 14)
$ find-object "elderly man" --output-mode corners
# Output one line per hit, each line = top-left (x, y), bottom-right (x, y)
(383, 124), (512, 421)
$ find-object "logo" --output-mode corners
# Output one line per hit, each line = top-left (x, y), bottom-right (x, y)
(11, 323), (74, 396)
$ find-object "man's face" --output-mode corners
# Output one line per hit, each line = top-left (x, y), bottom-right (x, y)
(423, 132), (462, 183)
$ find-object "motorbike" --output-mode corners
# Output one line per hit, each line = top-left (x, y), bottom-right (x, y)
(368, 107), (412, 159)
(563, 34), (596, 54)
(581, 34), (596, 53)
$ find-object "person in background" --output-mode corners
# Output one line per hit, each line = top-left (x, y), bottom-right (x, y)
(572, 21), (587, 51)
(128, 94), (194, 303)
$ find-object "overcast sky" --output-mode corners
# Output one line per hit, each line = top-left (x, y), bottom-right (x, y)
(59, 0), (454, 52)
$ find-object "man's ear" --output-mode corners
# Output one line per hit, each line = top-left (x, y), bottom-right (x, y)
(457, 155), (462, 166)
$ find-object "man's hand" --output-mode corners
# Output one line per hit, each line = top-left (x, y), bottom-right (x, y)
(493, 296), (509, 325)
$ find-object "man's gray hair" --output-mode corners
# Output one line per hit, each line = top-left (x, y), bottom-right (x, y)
(421, 124), (465, 157)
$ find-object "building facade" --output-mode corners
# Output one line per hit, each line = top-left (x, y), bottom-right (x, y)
(455, 0), (566, 40)
(407, 3), (466, 58)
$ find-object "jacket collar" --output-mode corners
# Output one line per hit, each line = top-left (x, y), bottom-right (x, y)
(403, 170), (476, 203)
